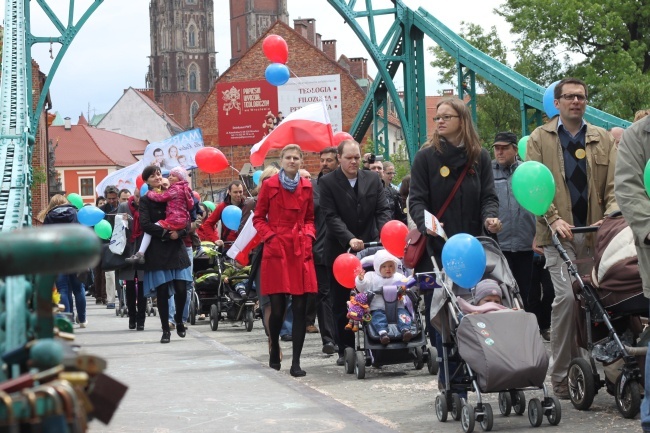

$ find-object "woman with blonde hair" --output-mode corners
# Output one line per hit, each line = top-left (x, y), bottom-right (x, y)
(37, 194), (69, 222)
(253, 144), (317, 376)
(409, 98), (500, 394)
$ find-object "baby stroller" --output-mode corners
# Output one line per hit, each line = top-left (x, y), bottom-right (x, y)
(430, 236), (560, 432)
(343, 243), (433, 379)
(191, 242), (257, 332)
(549, 212), (647, 418)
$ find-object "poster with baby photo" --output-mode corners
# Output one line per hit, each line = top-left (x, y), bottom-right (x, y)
(142, 128), (204, 171)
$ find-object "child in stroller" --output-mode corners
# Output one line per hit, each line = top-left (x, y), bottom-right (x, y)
(355, 250), (413, 344)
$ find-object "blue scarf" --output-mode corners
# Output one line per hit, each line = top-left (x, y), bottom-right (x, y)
(279, 168), (300, 192)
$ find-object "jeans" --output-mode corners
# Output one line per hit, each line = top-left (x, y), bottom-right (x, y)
(641, 300), (650, 431)
(281, 296), (293, 336)
(370, 308), (411, 334)
(169, 247), (193, 324)
(56, 274), (86, 323)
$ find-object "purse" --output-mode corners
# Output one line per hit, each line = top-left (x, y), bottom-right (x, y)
(403, 162), (471, 268)
(101, 242), (134, 272)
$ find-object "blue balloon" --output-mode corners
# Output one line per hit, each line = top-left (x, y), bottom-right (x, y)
(441, 233), (486, 289)
(265, 63), (290, 86)
(77, 205), (105, 227)
(543, 80), (560, 119)
(140, 184), (149, 196)
(252, 170), (263, 186)
(222, 205), (242, 231)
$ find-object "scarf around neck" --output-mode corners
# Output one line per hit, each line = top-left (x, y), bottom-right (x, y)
(279, 168), (300, 192)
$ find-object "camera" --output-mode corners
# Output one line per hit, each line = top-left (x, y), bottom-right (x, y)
(366, 153), (384, 164)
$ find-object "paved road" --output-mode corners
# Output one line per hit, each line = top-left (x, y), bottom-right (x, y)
(80, 302), (642, 432)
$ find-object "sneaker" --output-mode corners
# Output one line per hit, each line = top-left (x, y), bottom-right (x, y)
(336, 356), (345, 366)
(552, 377), (570, 399)
(306, 325), (320, 334)
(541, 329), (551, 342)
(402, 330), (413, 342)
(106, 303), (115, 309)
(125, 253), (145, 265)
(380, 332), (390, 345)
(79, 321), (88, 328)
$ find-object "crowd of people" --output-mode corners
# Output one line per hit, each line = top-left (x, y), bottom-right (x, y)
(39, 76), (650, 430)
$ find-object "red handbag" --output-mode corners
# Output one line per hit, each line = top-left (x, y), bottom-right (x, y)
(403, 163), (471, 268)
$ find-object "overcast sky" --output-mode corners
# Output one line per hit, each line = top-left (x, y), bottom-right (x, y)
(3, 0), (513, 123)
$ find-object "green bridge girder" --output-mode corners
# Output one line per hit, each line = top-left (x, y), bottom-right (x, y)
(328, 0), (632, 164)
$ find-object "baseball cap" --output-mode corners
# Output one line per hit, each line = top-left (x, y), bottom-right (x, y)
(492, 132), (518, 147)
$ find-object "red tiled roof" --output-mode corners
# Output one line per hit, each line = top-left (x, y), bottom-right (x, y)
(51, 125), (148, 167)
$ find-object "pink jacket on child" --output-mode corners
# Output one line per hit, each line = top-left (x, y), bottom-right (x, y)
(146, 180), (193, 230)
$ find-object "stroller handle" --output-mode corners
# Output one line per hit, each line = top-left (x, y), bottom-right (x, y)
(570, 226), (599, 234)
(346, 241), (382, 253)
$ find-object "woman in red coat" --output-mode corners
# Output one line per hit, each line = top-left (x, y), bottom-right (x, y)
(253, 144), (317, 377)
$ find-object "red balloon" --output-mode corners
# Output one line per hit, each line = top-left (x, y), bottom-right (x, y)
(380, 220), (409, 258)
(135, 176), (144, 189)
(195, 147), (229, 174)
(262, 35), (289, 64)
(333, 131), (354, 146)
(333, 253), (362, 289)
(192, 191), (201, 201)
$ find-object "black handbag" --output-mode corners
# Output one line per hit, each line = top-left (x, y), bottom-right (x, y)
(101, 243), (134, 271)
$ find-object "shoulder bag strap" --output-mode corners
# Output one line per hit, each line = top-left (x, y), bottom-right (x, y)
(437, 162), (471, 220)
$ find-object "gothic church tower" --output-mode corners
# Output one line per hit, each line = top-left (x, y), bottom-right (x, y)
(148, 0), (219, 129)
(229, 0), (289, 64)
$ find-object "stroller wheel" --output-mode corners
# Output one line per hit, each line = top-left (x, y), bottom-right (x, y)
(435, 394), (448, 422)
(427, 347), (439, 375)
(498, 391), (512, 416)
(527, 397), (543, 427)
(615, 375), (641, 419)
(511, 390), (526, 415)
(413, 347), (424, 370)
(544, 395), (562, 425)
(355, 352), (365, 379)
(460, 403), (475, 433)
(210, 304), (220, 331)
(567, 358), (595, 411)
(344, 347), (355, 374)
(479, 403), (493, 432)
(245, 309), (255, 332)
(189, 298), (197, 325)
(451, 393), (463, 421)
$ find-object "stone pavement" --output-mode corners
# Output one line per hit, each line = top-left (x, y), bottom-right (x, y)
(78, 302), (642, 433)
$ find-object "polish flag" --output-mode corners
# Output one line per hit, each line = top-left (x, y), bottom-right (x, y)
(250, 99), (334, 166)
(227, 213), (262, 266)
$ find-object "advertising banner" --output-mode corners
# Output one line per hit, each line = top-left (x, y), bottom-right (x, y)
(277, 74), (342, 133)
(142, 128), (205, 171)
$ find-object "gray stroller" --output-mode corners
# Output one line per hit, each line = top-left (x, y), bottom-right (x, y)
(428, 236), (561, 432)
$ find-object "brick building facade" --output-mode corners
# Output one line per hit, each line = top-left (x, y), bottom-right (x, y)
(229, 0), (288, 65)
(193, 20), (368, 195)
(30, 61), (50, 224)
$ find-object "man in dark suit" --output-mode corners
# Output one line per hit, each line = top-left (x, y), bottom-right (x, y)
(319, 140), (391, 364)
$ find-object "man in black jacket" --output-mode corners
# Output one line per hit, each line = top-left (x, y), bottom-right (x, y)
(319, 140), (391, 364)
(310, 147), (339, 355)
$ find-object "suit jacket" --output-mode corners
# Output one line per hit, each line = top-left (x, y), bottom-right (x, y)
(319, 167), (391, 265)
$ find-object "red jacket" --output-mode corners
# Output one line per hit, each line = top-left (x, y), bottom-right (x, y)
(252, 175), (317, 295)
(200, 198), (243, 244)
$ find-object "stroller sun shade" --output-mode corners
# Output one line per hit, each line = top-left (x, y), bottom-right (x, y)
(457, 310), (548, 393)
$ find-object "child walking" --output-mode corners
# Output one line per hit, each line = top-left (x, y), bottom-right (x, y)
(355, 250), (411, 344)
(127, 166), (193, 264)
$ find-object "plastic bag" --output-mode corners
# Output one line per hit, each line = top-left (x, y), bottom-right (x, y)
(109, 214), (128, 255)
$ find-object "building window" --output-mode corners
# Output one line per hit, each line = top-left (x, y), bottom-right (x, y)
(236, 24), (241, 52)
(189, 25), (196, 47)
(189, 64), (198, 91)
(190, 101), (199, 127)
(80, 178), (94, 197)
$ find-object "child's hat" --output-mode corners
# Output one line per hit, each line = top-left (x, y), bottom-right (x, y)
(170, 166), (188, 181)
(474, 279), (502, 304)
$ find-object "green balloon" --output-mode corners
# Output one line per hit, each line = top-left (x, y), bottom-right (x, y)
(644, 160), (650, 199)
(517, 135), (529, 161)
(94, 219), (112, 240)
(203, 201), (216, 212)
(67, 193), (84, 210)
(512, 161), (556, 216)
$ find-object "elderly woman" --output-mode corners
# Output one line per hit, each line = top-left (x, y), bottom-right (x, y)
(253, 145), (317, 377)
(409, 98), (501, 393)
(139, 165), (192, 343)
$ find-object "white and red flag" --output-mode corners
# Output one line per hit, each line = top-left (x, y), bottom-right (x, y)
(249, 99), (334, 166)
(227, 214), (262, 266)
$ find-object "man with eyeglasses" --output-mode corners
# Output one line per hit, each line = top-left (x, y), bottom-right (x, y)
(526, 77), (618, 400)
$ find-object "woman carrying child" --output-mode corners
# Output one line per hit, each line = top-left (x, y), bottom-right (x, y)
(355, 250), (411, 344)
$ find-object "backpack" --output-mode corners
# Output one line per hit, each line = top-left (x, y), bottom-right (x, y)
(43, 204), (78, 225)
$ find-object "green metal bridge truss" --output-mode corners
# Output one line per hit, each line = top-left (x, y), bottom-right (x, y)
(327, 0), (631, 163)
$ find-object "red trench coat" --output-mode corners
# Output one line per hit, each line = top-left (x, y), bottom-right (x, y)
(252, 175), (317, 295)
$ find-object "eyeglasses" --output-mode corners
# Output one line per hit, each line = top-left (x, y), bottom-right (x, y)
(559, 94), (587, 102)
(434, 115), (460, 122)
